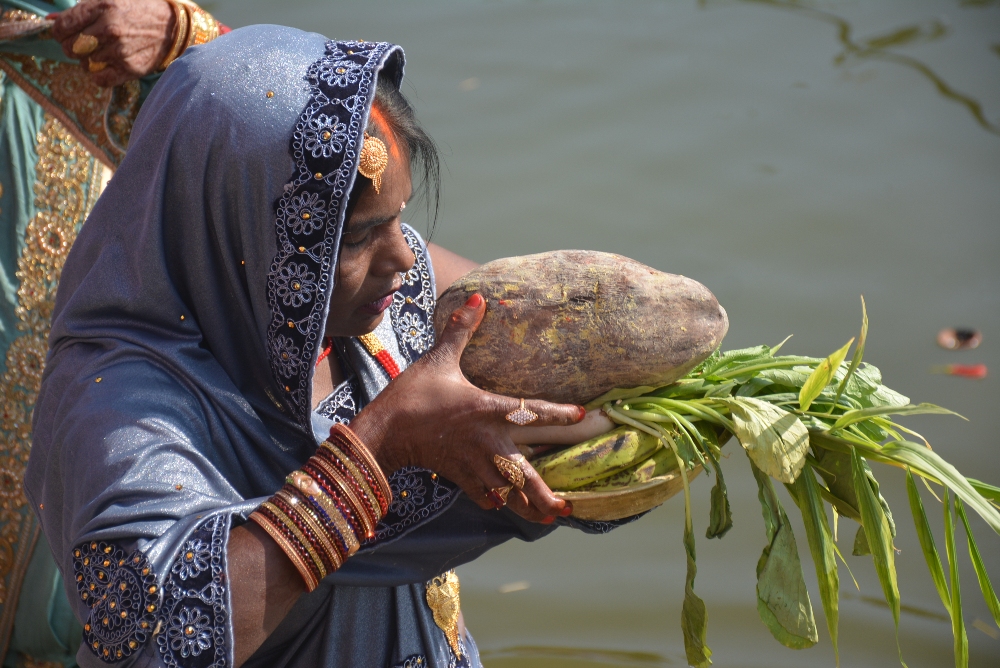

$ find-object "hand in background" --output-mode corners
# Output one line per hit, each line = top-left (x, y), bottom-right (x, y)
(50, 0), (175, 88)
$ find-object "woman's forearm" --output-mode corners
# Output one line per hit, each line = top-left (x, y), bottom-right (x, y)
(227, 523), (305, 666)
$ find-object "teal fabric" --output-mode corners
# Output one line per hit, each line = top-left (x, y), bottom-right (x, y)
(0, 74), (42, 377)
(2, 535), (81, 668)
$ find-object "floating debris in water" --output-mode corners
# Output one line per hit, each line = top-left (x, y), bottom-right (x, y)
(931, 364), (987, 379)
(937, 328), (981, 350)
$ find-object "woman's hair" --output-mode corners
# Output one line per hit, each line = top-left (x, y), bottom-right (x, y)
(347, 74), (441, 234)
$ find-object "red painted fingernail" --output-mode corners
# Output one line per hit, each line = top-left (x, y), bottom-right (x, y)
(560, 502), (573, 517)
(465, 293), (483, 308)
(576, 406), (587, 422)
(541, 516), (556, 524)
(46, 13), (58, 19)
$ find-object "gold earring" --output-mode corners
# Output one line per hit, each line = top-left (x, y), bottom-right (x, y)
(358, 133), (388, 194)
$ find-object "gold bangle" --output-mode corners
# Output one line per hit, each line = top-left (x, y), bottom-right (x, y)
(310, 454), (377, 539)
(288, 470), (361, 555)
(178, 1), (220, 48)
(330, 424), (393, 509)
(275, 489), (343, 571)
(323, 443), (383, 525)
(296, 476), (361, 557)
(158, 0), (189, 70)
(260, 501), (327, 581)
(249, 510), (319, 591)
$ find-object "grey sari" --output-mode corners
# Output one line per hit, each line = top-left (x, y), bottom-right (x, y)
(23, 24), (584, 668)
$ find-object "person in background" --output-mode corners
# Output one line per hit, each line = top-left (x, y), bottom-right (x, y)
(0, 2), (226, 665)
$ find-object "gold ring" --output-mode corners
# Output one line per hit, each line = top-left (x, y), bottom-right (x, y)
(494, 454), (526, 490)
(88, 60), (107, 72)
(489, 485), (513, 506)
(72, 33), (99, 56)
(505, 398), (538, 426)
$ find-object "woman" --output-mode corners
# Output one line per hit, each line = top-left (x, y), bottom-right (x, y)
(26, 24), (617, 668)
(0, 2), (225, 664)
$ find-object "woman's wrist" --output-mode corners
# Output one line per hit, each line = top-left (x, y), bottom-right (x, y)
(345, 402), (408, 473)
(248, 425), (393, 591)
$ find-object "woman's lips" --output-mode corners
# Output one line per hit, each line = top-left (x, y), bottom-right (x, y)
(360, 292), (395, 315)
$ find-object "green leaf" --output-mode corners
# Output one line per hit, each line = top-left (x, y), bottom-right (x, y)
(812, 446), (863, 523)
(852, 525), (871, 556)
(968, 478), (1000, 506)
(851, 448), (905, 665)
(955, 499), (1000, 630)
(799, 339), (854, 412)
(584, 385), (660, 411)
(720, 397), (810, 483)
(706, 454), (733, 540)
(879, 441), (1000, 534)
(657, 427), (713, 667)
(750, 460), (819, 649)
(831, 403), (963, 432)
(834, 296), (868, 406)
(788, 465), (840, 665)
(906, 470), (951, 615)
(944, 492), (968, 668)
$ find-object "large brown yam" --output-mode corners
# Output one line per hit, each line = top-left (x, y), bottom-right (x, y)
(434, 250), (729, 405)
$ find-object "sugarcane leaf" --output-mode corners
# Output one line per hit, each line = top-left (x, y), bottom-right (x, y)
(788, 465), (840, 665)
(880, 441), (1000, 534)
(968, 479), (1000, 506)
(831, 403), (963, 432)
(955, 498), (1000, 630)
(584, 385), (660, 411)
(851, 448), (905, 664)
(721, 397), (810, 483)
(750, 460), (819, 649)
(799, 339), (854, 412)
(906, 470), (951, 614)
(834, 296), (869, 406)
(852, 525), (871, 556)
(944, 492), (968, 668)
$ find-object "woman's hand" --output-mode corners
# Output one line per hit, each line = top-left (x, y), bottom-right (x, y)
(49, 0), (176, 88)
(349, 294), (587, 523)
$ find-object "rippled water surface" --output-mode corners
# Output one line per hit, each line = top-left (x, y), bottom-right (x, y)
(212, 1), (1000, 665)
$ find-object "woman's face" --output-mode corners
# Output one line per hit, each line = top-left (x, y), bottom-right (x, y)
(325, 121), (414, 338)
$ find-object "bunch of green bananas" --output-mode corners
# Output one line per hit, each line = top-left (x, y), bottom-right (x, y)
(531, 426), (680, 491)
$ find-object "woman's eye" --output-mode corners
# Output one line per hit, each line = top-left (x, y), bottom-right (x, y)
(341, 230), (371, 248)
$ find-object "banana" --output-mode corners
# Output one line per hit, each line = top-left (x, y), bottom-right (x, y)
(578, 445), (680, 491)
(533, 426), (660, 490)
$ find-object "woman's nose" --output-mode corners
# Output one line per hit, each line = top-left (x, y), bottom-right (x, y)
(374, 224), (415, 277)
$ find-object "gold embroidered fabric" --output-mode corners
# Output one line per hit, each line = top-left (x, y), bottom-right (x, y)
(425, 570), (462, 659)
(0, 115), (103, 660)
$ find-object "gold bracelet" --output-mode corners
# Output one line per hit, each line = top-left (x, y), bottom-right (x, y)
(249, 509), (319, 592)
(323, 443), (383, 526)
(310, 453), (377, 539)
(260, 501), (327, 582)
(291, 472), (361, 557)
(178, 0), (220, 47)
(330, 424), (393, 509)
(275, 489), (343, 571)
(158, 0), (189, 70)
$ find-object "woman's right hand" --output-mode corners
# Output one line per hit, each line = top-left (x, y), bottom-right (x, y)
(348, 294), (589, 523)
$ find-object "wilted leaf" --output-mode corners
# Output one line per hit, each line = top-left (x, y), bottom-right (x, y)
(750, 460), (818, 649)
(706, 455), (733, 540)
(721, 397), (810, 483)
(788, 465), (840, 664)
(799, 338), (854, 412)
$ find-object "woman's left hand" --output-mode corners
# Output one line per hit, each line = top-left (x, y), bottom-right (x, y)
(49, 0), (176, 88)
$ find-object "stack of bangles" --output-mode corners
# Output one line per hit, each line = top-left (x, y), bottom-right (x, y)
(249, 424), (392, 591)
(159, 0), (222, 71)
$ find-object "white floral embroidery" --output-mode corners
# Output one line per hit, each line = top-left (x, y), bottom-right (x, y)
(166, 606), (213, 658)
(284, 192), (328, 235)
(396, 312), (430, 354)
(271, 335), (301, 378)
(274, 262), (317, 308)
(302, 114), (349, 158)
(171, 539), (211, 580)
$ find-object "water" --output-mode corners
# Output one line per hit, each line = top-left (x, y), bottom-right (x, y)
(211, 1), (1000, 665)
